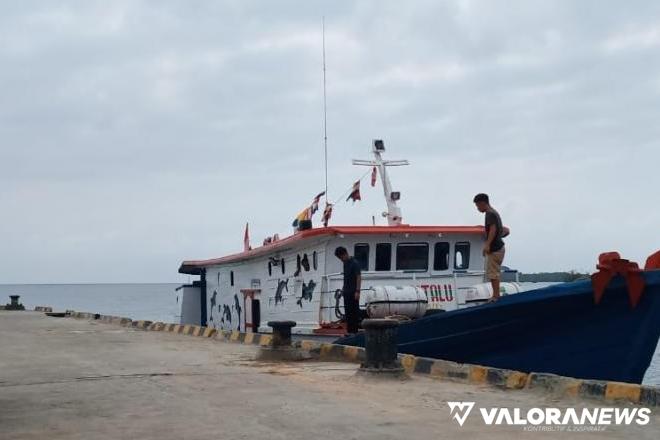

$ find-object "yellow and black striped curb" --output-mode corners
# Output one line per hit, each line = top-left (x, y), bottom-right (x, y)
(59, 309), (659, 407)
(65, 311), (152, 329)
(397, 356), (659, 407)
(146, 322), (276, 346)
(62, 311), (275, 345)
(258, 341), (659, 407)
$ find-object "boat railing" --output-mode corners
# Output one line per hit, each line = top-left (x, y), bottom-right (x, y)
(319, 270), (487, 301)
(323, 270), (486, 282)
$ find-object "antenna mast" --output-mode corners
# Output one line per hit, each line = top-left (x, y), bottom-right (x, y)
(353, 140), (409, 226)
(322, 17), (329, 203)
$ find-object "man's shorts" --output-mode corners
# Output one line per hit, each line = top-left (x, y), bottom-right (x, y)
(486, 247), (505, 280)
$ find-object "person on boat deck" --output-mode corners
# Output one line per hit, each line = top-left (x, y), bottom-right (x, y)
(473, 193), (509, 302)
(334, 246), (362, 334)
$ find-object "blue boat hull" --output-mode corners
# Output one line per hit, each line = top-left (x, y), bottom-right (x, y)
(336, 270), (660, 384)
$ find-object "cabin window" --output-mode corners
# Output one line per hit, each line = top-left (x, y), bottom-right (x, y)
(295, 254), (302, 276)
(301, 254), (310, 272)
(354, 244), (370, 271)
(312, 251), (318, 270)
(230, 271), (234, 286)
(375, 243), (392, 271)
(268, 262), (272, 276)
(454, 242), (471, 270)
(396, 243), (429, 271)
(281, 258), (286, 274)
(433, 242), (450, 271)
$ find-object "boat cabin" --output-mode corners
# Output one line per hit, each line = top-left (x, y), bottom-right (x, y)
(177, 140), (508, 335)
(178, 225), (488, 335)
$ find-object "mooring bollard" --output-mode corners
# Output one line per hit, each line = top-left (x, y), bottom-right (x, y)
(258, 320), (308, 361)
(358, 318), (404, 377)
(5, 295), (25, 311)
(268, 320), (297, 346)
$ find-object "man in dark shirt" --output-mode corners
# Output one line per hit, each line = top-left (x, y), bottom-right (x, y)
(473, 193), (508, 302)
(335, 246), (362, 334)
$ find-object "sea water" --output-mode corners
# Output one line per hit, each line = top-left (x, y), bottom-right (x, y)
(0, 283), (180, 324)
(1, 283), (658, 386)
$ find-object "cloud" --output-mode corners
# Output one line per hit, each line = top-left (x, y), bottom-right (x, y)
(603, 23), (660, 51)
(0, 0), (659, 282)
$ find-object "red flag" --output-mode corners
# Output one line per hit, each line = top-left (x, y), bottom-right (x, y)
(310, 191), (325, 214)
(322, 203), (333, 227)
(346, 180), (361, 202)
(243, 223), (250, 251)
(371, 166), (377, 187)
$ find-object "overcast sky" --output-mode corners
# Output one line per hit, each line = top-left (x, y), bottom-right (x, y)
(1, 0), (659, 283)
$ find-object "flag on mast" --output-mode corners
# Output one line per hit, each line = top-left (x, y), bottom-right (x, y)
(293, 191), (326, 227)
(292, 207), (311, 227)
(322, 203), (333, 227)
(370, 166), (377, 187)
(243, 222), (250, 251)
(346, 180), (361, 202)
(310, 191), (325, 214)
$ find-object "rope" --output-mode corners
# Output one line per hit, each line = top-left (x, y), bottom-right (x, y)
(308, 168), (373, 226)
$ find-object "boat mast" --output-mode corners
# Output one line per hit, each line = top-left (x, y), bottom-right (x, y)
(322, 17), (329, 204)
(352, 140), (409, 226)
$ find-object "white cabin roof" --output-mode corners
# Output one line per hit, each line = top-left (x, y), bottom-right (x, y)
(179, 224), (484, 274)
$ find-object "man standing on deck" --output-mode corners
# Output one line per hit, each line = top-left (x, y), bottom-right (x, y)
(335, 246), (362, 334)
(473, 193), (508, 302)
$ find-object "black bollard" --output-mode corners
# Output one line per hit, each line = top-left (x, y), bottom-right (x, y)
(258, 321), (307, 361)
(359, 318), (404, 376)
(267, 320), (297, 346)
(6, 295), (25, 311)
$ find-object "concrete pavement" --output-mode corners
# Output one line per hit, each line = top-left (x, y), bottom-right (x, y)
(0, 311), (658, 439)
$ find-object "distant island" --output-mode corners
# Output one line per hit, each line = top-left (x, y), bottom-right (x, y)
(502, 270), (590, 283)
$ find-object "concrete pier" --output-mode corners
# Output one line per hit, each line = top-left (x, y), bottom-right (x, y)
(0, 311), (657, 440)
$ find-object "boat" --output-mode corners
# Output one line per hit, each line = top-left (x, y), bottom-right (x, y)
(176, 140), (660, 383)
(177, 141), (539, 336)
(337, 258), (660, 384)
